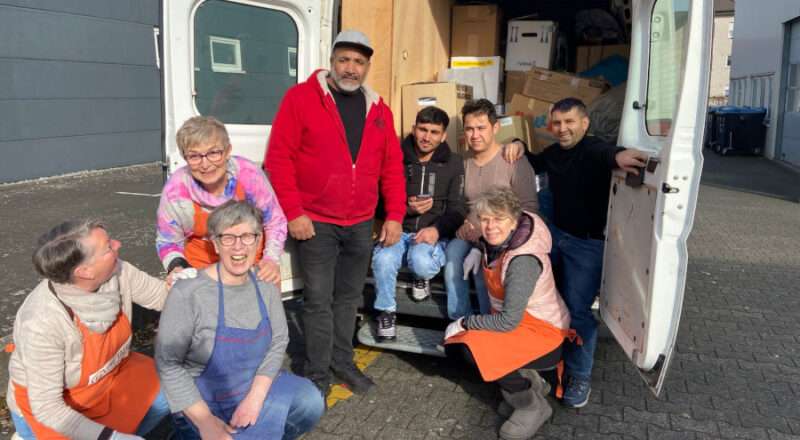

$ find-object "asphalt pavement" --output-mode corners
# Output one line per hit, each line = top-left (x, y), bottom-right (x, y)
(0, 151), (798, 440)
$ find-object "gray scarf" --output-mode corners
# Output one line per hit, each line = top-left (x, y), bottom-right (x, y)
(52, 268), (122, 334)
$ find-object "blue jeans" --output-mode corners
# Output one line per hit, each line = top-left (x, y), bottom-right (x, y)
(537, 186), (554, 223)
(443, 238), (489, 320)
(172, 376), (324, 440)
(549, 226), (604, 381)
(11, 388), (171, 439)
(372, 232), (447, 312)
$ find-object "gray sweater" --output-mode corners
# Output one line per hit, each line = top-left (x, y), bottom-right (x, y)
(463, 149), (539, 227)
(464, 256), (542, 332)
(155, 271), (288, 412)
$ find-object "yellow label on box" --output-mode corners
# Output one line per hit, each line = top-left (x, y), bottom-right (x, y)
(451, 59), (497, 68)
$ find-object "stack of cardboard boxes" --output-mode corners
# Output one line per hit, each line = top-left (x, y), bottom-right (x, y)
(342, 1), (626, 154)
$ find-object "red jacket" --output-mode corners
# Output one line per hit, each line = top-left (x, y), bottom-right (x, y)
(265, 70), (406, 226)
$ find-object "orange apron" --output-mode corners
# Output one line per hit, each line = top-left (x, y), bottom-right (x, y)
(184, 181), (264, 268)
(13, 300), (160, 439)
(446, 256), (572, 383)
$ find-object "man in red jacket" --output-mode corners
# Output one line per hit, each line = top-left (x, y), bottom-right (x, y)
(265, 30), (405, 399)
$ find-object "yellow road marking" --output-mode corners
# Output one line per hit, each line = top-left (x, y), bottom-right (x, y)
(326, 345), (382, 408)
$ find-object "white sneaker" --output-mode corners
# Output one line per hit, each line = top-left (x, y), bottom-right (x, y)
(411, 279), (431, 301)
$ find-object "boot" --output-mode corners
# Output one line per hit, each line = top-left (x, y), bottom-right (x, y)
(498, 383), (552, 440)
(497, 369), (551, 418)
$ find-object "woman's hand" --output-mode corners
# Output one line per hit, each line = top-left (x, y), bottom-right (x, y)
(230, 391), (265, 429)
(196, 416), (237, 440)
(444, 318), (466, 340)
(462, 248), (482, 280)
(256, 259), (281, 285)
(166, 267), (198, 289)
(230, 375), (272, 429)
(185, 400), (236, 440)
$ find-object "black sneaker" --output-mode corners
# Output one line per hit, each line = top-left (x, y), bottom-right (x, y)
(411, 278), (431, 301)
(376, 311), (397, 341)
(331, 362), (375, 394)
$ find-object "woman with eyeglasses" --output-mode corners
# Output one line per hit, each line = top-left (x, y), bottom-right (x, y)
(155, 200), (324, 440)
(156, 116), (287, 283)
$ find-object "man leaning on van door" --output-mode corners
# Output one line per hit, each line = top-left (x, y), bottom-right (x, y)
(265, 30), (406, 401)
(524, 97), (648, 408)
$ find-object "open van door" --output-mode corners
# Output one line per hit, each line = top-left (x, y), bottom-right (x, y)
(601, 0), (711, 396)
(161, 0), (335, 294)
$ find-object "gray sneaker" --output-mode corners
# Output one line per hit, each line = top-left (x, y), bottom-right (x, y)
(411, 279), (431, 301)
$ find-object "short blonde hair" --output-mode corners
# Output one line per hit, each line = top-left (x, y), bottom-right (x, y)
(176, 116), (230, 156)
(472, 186), (522, 220)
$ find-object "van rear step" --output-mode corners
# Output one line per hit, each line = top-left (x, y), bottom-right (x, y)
(357, 321), (446, 358)
(362, 276), (452, 319)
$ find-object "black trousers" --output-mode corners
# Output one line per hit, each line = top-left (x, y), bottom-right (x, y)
(444, 343), (530, 392)
(296, 219), (374, 380)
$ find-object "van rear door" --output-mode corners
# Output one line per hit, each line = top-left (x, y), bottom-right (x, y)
(601, 0), (712, 396)
(161, 0), (332, 294)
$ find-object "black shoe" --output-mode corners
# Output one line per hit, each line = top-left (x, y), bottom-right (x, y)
(411, 278), (431, 301)
(376, 311), (397, 341)
(331, 362), (375, 394)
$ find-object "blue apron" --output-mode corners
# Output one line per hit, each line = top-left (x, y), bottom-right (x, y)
(193, 265), (300, 439)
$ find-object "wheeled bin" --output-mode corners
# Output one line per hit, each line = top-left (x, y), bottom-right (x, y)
(712, 107), (767, 156)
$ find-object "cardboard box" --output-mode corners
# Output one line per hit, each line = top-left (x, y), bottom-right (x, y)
(504, 71), (527, 106)
(439, 56), (503, 104)
(451, 5), (501, 57)
(402, 82), (473, 153)
(522, 68), (608, 105)
(496, 115), (532, 152)
(506, 94), (556, 154)
(506, 19), (557, 71)
(576, 44), (631, 72)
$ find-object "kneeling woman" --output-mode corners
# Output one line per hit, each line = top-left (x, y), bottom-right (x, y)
(444, 187), (573, 440)
(156, 200), (323, 440)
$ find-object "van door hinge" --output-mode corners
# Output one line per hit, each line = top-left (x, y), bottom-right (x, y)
(661, 183), (679, 194)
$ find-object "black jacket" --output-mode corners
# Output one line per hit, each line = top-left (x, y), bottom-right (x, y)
(401, 135), (466, 238)
(527, 135), (624, 239)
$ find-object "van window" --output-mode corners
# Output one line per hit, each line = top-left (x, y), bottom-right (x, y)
(194, 0), (298, 124)
(645, 0), (690, 136)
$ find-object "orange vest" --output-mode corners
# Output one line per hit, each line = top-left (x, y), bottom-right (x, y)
(488, 213), (570, 330)
(184, 181), (264, 268)
(13, 307), (159, 439)
(446, 212), (574, 382)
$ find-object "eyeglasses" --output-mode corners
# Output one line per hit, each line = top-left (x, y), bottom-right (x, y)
(215, 232), (260, 247)
(185, 148), (226, 165)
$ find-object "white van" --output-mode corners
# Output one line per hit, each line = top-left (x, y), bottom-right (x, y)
(160, 0), (712, 396)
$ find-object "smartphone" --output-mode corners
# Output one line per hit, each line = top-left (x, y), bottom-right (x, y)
(416, 194), (432, 200)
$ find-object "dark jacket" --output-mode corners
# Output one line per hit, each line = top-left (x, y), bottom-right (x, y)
(527, 135), (625, 239)
(401, 135), (466, 238)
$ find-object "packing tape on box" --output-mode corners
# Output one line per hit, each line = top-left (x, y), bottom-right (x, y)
(499, 117), (513, 127)
(452, 59), (496, 68)
(417, 97), (438, 106)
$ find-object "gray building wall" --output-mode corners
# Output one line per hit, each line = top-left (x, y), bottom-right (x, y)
(0, 1), (162, 183)
(728, 0), (800, 160)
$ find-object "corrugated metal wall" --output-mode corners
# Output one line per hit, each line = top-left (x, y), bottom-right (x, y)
(0, 0), (161, 183)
